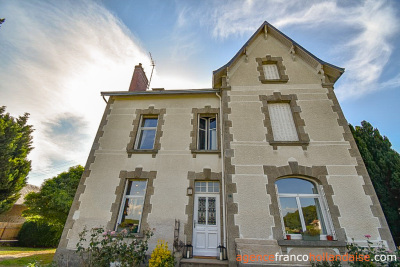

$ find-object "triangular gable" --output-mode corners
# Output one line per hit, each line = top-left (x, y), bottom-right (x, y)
(212, 21), (344, 88)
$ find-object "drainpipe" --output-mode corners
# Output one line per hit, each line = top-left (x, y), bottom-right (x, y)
(216, 91), (227, 250)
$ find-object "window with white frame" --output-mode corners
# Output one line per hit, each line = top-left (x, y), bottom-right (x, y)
(268, 103), (299, 141)
(195, 181), (220, 193)
(263, 64), (280, 80)
(276, 178), (331, 239)
(198, 115), (217, 150)
(116, 180), (147, 233)
(135, 116), (158, 150)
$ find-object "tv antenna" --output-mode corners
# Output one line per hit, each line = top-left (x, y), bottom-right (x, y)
(147, 52), (155, 89)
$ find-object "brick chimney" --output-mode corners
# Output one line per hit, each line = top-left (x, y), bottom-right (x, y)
(128, 63), (148, 91)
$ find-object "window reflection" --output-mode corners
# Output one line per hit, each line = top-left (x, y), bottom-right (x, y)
(117, 180), (147, 234)
(276, 178), (317, 194)
(277, 178), (328, 236)
(136, 117), (158, 150)
(280, 197), (302, 234)
(198, 116), (217, 150)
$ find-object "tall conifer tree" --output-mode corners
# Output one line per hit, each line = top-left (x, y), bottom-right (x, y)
(350, 121), (400, 246)
(0, 106), (34, 213)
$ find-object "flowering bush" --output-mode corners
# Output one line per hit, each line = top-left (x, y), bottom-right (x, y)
(149, 240), (175, 267)
(346, 235), (399, 266)
(311, 235), (399, 267)
(76, 226), (153, 267)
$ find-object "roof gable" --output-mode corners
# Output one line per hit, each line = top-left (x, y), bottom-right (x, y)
(212, 21), (344, 88)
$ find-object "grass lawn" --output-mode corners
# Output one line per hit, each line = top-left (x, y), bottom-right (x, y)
(0, 247), (56, 266)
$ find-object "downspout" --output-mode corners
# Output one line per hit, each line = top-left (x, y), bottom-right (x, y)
(216, 91), (227, 250)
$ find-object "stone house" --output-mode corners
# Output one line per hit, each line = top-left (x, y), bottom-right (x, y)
(56, 21), (395, 266)
(0, 184), (39, 242)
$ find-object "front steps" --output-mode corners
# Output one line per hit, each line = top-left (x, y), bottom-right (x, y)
(180, 257), (229, 267)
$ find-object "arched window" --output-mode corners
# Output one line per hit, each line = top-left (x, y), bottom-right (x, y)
(276, 178), (333, 240)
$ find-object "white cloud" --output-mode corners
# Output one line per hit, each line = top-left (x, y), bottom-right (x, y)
(0, 0), (151, 185)
(189, 0), (399, 100)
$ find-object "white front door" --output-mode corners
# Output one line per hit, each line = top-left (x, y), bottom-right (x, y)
(193, 191), (220, 256)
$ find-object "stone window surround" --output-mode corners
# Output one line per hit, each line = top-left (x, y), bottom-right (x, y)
(184, 169), (223, 245)
(263, 161), (346, 252)
(126, 106), (166, 158)
(190, 106), (221, 158)
(107, 168), (157, 237)
(259, 92), (310, 150)
(256, 55), (289, 83)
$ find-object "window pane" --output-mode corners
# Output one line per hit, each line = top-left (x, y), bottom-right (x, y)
(209, 129), (217, 150)
(263, 64), (280, 79)
(276, 178), (317, 194)
(119, 197), (144, 233)
(138, 129), (156, 149)
(268, 103), (299, 141)
(199, 117), (206, 130)
(300, 198), (327, 234)
(208, 183), (214, 192)
(195, 182), (207, 192)
(198, 197), (206, 225)
(126, 180), (147, 196)
(208, 197), (216, 225)
(209, 118), (216, 129)
(213, 182), (219, 193)
(142, 118), (158, 127)
(199, 129), (206, 150)
(280, 197), (302, 234)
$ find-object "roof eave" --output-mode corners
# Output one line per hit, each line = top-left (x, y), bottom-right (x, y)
(101, 89), (219, 97)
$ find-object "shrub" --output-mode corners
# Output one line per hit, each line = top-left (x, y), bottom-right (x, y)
(17, 219), (63, 247)
(76, 227), (153, 267)
(149, 240), (175, 267)
(346, 236), (400, 266)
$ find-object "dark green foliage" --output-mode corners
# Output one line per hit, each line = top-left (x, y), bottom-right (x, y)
(0, 18), (5, 27)
(0, 106), (34, 214)
(17, 219), (63, 247)
(77, 227), (153, 267)
(350, 121), (400, 246)
(22, 165), (83, 247)
(23, 165), (84, 226)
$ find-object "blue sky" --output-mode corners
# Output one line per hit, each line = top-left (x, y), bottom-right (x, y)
(0, 0), (399, 186)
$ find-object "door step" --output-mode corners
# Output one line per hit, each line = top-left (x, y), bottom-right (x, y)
(180, 258), (228, 266)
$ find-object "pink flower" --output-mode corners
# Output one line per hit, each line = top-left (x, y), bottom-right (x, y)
(110, 231), (116, 235)
(365, 234), (371, 239)
(102, 232), (108, 236)
(121, 229), (128, 234)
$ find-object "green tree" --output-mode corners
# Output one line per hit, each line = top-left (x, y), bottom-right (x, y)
(350, 121), (400, 246)
(20, 165), (83, 247)
(0, 18), (5, 27)
(0, 106), (34, 214)
(23, 165), (84, 225)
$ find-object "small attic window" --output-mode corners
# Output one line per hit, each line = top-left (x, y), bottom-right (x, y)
(256, 55), (289, 83)
(263, 64), (280, 80)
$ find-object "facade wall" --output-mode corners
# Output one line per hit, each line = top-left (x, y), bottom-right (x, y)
(223, 33), (394, 264)
(56, 25), (395, 267)
(58, 94), (222, 256)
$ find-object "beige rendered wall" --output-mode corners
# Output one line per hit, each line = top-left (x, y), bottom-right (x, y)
(226, 33), (389, 256)
(63, 94), (221, 253)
